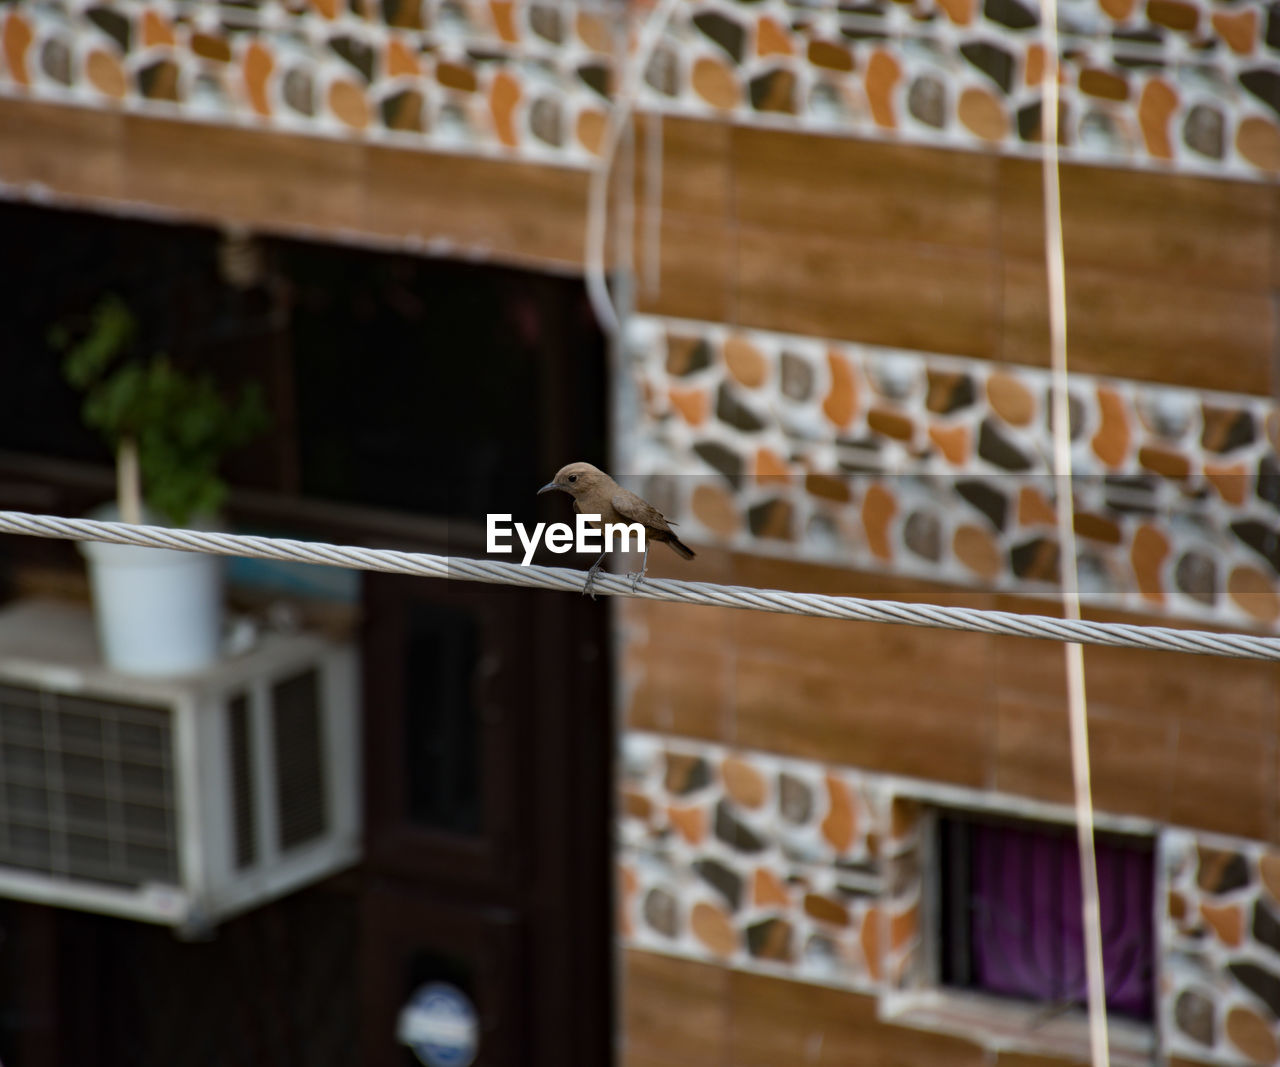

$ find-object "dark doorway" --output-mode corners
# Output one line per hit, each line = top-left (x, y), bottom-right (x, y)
(0, 201), (614, 1067)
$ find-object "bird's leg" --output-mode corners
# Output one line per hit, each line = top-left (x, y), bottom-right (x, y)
(582, 550), (609, 599)
(628, 544), (651, 592)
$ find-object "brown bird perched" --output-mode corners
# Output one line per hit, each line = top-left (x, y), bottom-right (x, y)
(538, 462), (695, 597)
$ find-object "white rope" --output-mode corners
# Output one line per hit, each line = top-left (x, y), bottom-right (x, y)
(3, 510), (1280, 661)
(1037, 1), (1109, 1060)
(584, 0), (683, 336)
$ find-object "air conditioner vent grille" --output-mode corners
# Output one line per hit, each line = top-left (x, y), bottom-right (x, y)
(0, 685), (179, 889)
(272, 669), (328, 851)
(228, 691), (257, 870)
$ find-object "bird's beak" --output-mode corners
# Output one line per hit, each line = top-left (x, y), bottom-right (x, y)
(538, 481), (562, 496)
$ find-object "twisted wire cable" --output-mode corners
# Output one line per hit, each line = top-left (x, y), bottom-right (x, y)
(2, 511), (1278, 661)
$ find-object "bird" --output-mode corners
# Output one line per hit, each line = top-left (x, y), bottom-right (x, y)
(538, 462), (695, 597)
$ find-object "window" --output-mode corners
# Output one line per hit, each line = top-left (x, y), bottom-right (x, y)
(938, 812), (1156, 1021)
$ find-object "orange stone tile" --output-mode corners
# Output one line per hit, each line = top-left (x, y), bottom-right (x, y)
(437, 61), (477, 92)
(1080, 68), (1129, 101)
(691, 56), (738, 110)
(936, 0), (975, 25)
(865, 50), (901, 129)
(2, 11), (32, 86)
(1138, 78), (1178, 160)
(958, 86), (1006, 141)
(386, 37), (419, 77)
(1200, 901), (1244, 947)
(867, 407), (914, 441)
(328, 79), (369, 128)
(823, 349), (858, 429)
(668, 386), (708, 426)
(310, 0), (340, 16)
(1205, 462), (1248, 505)
(808, 40), (854, 72)
(1226, 1004), (1279, 1065)
(928, 424), (970, 466)
(860, 907), (883, 981)
(756, 16), (792, 57)
(489, 0), (519, 43)
(1148, 0), (1198, 31)
(861, 484), (897, 562)
(755, 447), (791, 485)
(1018, 486), (1057, 526)
(242, 41), (273, 117)
(1138, 444), (1191, 479)
(624, 790), (653, 820)
(619, 863), (638, 896)
(1213, 9), (1257, 54)
(1024, 43), (1045, 87)
(1092, 386), (1131, 467)
(86, 49), (127, 99)
(753, 867), (790, 908)
(1238, 116), (1280, 174)
(490, 69), (521, 148)
(1131, 523), (1169, 605)
(954, 524), (1001, 579)
(1100, 0), (1137, 17)
(821, 774), (857, 853)
(576, 10), (613, 52)
(890, 902), (919, 950)
(803, 893), (850, 927)
(692, 483), (740, 537)
(1229, 565), (1280, 623)
(691, 901), (737, 957)
(805, 472), (851, 503)
(987, 371), (1035, 426)
(142, 10), (176, 48)
(577, 109), (606, 155)
(723, 756), (767, 809)
(668, 804), (707, 845)
(724, 336), (768, 388)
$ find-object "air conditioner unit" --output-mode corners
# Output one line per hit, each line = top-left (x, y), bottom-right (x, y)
(0, 599), (360, 935)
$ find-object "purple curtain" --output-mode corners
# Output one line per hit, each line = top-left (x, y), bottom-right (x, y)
(968, 822), (1154, 1019)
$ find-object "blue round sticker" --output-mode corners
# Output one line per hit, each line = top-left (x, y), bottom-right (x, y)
(396, 982), (479, 1067)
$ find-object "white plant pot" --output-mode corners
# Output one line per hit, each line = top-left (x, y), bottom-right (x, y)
(79, 509), (223, 676)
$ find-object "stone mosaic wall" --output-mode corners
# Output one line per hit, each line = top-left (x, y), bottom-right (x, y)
(619, 730), (1280, 1064)
(639, 0), (1280, 179)
(625, 314), (1280, 630)
(1163, 831), (1280, 1065)
(618, 731), (902, 991)
(0, 0), (617, 165)
(2, 0), (1279, 180)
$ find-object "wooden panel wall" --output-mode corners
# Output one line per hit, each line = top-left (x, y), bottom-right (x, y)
(622, 948), (1079, 1067)
(633, 119), (1279, 396)
(624, 546), (1280, 845)
(2, 100), (1275, 396)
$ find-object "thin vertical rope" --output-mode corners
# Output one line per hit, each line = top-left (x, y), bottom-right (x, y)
(584, 0), (682, 338)
(643, 109), (664, 298)
(1038, 3), (1110, 1064)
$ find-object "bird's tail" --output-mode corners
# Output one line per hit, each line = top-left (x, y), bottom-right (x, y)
(667, 536), (696, 561)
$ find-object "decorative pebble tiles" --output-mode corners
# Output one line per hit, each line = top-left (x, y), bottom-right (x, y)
(639, 0), (1280, 180)
(0, 0), (618, 166)
(625, 314), (1280, 630)
(618, 730), (1280, 1064)
(1162, 830), (1280, 1065)
(2, 0), (1279, 179)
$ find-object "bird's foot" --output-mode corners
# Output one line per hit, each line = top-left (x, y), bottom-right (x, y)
(582, 564), (602, 600)
(626, 567), (648, 593)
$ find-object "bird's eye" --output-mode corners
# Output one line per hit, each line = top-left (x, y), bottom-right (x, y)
(568, 475), (577, 483)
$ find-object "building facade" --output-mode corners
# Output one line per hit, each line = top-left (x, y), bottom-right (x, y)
(2, 0), (1280, 1064)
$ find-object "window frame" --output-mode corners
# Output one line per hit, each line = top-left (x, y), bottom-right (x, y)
(881, 796), (1160, 1067)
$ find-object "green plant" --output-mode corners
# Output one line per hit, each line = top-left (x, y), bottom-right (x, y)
(49, 294), (268, 526)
